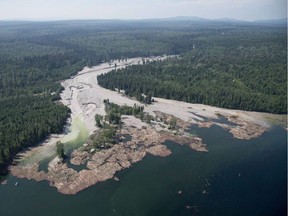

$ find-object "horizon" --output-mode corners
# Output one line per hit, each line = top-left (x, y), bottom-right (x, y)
(1, 16), (287, 23)
(0, 0), (286, 22)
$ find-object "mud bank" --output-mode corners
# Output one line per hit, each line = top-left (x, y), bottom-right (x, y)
(9, 55), (284, 194)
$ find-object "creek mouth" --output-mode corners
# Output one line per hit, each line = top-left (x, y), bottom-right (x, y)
(0, 125), (286, 216)
(16, 115), (89, 169)
(4, 56), (285, 197)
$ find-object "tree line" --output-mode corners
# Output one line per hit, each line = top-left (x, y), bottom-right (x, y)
(98, 27), (287, 114)
(0, 20), (286, 174)
(0, 20), (208, 174)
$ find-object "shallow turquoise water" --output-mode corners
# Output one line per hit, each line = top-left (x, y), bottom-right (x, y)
(0, 125), (286, 216)
(35, 116), (89, 172)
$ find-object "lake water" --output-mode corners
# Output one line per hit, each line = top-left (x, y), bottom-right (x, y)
(0, 124), (286, 216)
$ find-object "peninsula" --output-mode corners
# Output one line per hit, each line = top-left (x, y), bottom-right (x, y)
(10, 56), (279, 195)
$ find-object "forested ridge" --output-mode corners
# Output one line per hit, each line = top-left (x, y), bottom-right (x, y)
(0, 20), (286, 174)
(0, 20), (214, 174)
(98, 27), (287, 113)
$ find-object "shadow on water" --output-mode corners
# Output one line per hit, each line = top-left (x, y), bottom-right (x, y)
(38, 157), (52, 172)
(122, 134), (132, 142)
(212, 116), (238, 126)
(190, 111), (238, 127)
(0, 124), (286, 216)
(66, 160), (87, 172)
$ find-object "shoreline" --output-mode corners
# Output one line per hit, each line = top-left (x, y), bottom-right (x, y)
(8, 55), (286, 194)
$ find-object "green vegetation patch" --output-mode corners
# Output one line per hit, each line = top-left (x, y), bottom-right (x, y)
(98, 27), (287, 114)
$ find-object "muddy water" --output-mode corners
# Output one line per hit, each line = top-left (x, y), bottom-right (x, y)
(61, 116), (89, 155)
(22, 116), (89, 172)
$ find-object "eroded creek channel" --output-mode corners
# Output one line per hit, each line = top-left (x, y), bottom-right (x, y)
(0, 56), (286, 215)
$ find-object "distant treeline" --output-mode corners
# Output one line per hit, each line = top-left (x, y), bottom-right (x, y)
(0, 20), (212, 173)
(0, 20), (286, 174)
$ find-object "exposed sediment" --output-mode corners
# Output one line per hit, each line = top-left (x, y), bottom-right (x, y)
(226, 116), (266, 140)
(11, 114), (207, 195)
(191, 113), (267, 140)
(10, 96), (269, 195)
(10, 163), (46, 182)
(9, 56), (277, 195)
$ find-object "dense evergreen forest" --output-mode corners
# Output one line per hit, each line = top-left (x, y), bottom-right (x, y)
(98, 27), (287, 113)
(0, 19), (213, 174)
(0, 19), (286, 174)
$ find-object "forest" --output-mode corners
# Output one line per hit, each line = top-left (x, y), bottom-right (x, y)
(90, 100), (145, 150)
(0, 19), (286, 174)
(98, 27), (287, 113)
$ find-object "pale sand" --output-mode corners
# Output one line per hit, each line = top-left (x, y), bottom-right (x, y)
(14, 56), (173, 163)
(14, 55), (285, 164)
(62, 55), (282, 135)
(60, 56), (175, 134)
(10, 55), (287, 194)
(146, 97), (275, 128)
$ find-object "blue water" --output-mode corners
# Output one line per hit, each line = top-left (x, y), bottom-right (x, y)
(0, 125), (286, 216)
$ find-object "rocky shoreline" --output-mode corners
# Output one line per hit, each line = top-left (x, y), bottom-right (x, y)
(193, 113), (267, 140)
(10, 114), (208, 195)
(10, 109), (268, 195)
(8, 56), (277, 194)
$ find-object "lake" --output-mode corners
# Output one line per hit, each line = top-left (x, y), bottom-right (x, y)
(0, 124), (286, 216)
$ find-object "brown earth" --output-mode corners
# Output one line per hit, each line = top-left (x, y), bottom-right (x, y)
(10, 114), (207, 195)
